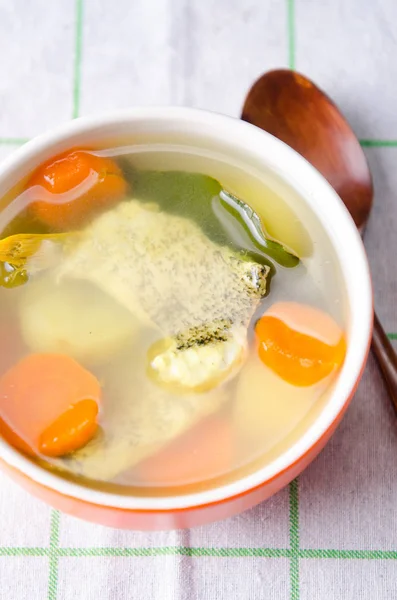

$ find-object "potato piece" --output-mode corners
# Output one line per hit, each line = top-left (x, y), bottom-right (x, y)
(20, 277), (139, 366)
(233, 354), (325, 454)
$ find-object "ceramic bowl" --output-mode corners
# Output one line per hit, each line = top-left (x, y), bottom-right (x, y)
(0, 108), (372, 529)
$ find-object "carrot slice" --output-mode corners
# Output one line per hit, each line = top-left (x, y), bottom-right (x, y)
(135, 416), (233, 486)
(38, 399), (98, 457)
(255, 302), (346, 387)
(0, 353), (101, 457)
(28, 150), (127, 230)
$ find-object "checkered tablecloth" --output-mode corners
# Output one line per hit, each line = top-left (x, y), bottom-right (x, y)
(0, 1), (396, 598)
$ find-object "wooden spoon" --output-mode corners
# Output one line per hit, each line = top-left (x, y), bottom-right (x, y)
(242, 69), (397, 410)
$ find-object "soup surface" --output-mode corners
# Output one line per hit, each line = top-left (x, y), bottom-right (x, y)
(0, 141), (346, 496)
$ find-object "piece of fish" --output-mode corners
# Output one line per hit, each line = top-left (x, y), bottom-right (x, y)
(58, 199), (270, 392)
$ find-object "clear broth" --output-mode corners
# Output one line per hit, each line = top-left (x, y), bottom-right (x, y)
(0, 141), (346, 496)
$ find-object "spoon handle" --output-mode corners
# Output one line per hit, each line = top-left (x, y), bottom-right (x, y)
(371, 311), (397, 412)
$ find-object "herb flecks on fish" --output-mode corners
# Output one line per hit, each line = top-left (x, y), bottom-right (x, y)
(58, 200), (270, 393)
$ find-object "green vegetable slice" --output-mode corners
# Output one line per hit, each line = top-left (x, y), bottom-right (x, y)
(127, 169), (299, 268)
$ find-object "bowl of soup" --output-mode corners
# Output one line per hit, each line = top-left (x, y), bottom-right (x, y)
(0, 108), (372, 530)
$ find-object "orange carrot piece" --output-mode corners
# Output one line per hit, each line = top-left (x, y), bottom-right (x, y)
(28, 150), (127, 230)
(0, 354), (101, 457)
(38, 399), (98, 457)
(255, 301), (346, 387)
(135, 416), (233, 486)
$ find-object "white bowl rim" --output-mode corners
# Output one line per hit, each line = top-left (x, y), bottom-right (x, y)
(0, 107), (372, 511)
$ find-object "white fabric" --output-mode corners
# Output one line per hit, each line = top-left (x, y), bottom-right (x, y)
(0, 0), (396, 598)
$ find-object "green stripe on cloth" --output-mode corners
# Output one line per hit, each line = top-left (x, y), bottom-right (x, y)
(45, 2), (84, 599)
(287, 0), (295, 70)
(73, 0), (84, 119)
(56, 547), (397, 560)
(0, 137), (30, 145)
(299, 549), (397, 560)
(57, 547), (291, 558)
(360, 140), (397, 147)
(0, 545), (396, 560)
(289, 479), (300, 599)
(0, 547), (48, 556)
(48, 510), (60, 600)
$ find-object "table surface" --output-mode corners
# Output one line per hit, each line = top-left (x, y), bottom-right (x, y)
(0, 1), (396, 599)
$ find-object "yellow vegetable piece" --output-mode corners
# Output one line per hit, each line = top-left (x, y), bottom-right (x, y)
(0, 232), (73, 267)
(20, 278), (139, 366)
(233, 354), (326, 455)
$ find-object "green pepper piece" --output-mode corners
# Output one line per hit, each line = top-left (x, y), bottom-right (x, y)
(129, 169), (225, 240)
(126, 168), (299, 268)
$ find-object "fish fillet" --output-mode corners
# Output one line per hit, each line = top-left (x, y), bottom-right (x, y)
(59, 199), (269, 391)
